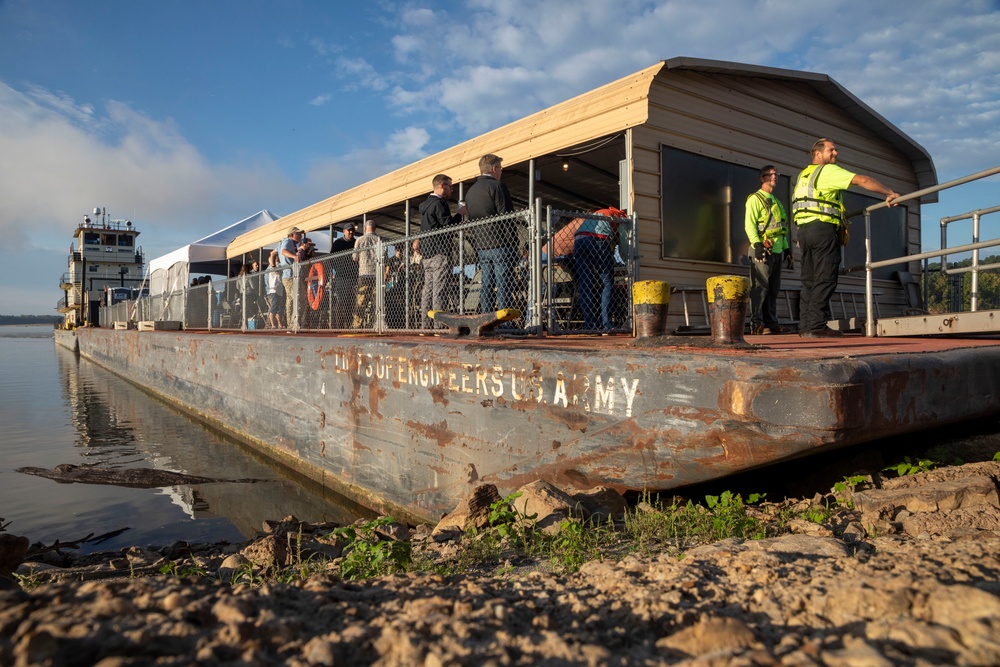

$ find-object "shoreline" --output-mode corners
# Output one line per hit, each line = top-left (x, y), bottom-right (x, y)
(4, 456), (999, 666)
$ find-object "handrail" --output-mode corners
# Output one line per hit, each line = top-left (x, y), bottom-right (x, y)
(939, 203), (1000, 311)
(860, 165), (1000, 336)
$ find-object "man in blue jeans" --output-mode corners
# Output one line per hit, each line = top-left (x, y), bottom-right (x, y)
(465, 154), (515, 313)
(573, 208), (629, 332)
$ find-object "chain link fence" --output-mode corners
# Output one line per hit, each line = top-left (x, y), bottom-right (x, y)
(100, 204), (637, 336)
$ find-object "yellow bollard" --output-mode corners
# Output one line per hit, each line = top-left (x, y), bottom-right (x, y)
(633, 280), (671, 338)
(706, 275), (750, 345)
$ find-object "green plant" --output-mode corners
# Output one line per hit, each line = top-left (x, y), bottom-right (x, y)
(624, 490), (767, 555)
(833, 474), (867, 495)
(993, 452), (1000, 462)
(488, 492), (538, 540)
(13, 567), (43, 591)
(831, 474), (868, 509)
(158, 560), (208, 578)
(884, 456), (936, 477)
(801, 505), (831, 524)
(332, 517), (411, 580)
(545, 518), (609, 573)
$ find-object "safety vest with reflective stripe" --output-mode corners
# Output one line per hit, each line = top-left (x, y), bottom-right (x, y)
(792, 164), (846, 226)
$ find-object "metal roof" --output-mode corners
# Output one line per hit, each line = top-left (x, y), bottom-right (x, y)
(227, 58), (936, 259)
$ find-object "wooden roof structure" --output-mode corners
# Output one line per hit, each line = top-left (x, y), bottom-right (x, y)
(228, 58), (935, 259)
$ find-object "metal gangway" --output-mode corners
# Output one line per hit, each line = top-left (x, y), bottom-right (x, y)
(859, 166), (1000, 337)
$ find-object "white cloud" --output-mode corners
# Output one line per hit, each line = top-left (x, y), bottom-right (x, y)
(309, 93), (332, 106)
(385, 126), (430, 162)
(336, 57), (389, 92)
(0, 82), (304, 314)
(377, 0), (999, 178)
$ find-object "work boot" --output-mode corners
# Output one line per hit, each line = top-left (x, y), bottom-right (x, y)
(799, 327), (844, 338)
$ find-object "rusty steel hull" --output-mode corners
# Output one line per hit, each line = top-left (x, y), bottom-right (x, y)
(65, 328), (1000, 523)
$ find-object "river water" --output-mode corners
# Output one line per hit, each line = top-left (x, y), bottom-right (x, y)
(0, 325), (366, 553)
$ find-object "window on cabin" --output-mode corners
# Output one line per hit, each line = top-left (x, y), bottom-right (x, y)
(84, 232), (101, 245)
(660, 146), (791, 263)
(841, 192), (907, 280)
(118, 235), (134, 247)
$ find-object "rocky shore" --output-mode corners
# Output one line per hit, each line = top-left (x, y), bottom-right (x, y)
(2, 458), (999, 666)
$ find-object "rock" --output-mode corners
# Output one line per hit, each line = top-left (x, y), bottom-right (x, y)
(656, 616), (757, 657)
(0, 533), (30, 585)
(899, 505), (1000, 538)
(787, 518), (835, 537)
(854, 474), (999, 534)
(241, 535), (288, 569)
(513, 480), (575, 534)
(374, 519), (410, 542)
(821, 636), (894, 667)
(432, 483), (502, 536)
(570, 486), (629, 523)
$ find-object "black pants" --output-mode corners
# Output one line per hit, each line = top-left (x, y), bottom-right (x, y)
(748, 249), (783, 328)
(797, 221), (840, 332)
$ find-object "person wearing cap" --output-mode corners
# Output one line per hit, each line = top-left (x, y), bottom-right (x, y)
(573, 207), (629, 332)
(280, 226), (304, 328)
(331, 222), (358, 328)
(418, 174), (465, 330)
(352, 219), (385, 328)
(465, 154), (516, 314)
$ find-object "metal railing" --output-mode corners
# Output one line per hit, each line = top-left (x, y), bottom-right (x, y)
(101, 202), (638, 336)
(860, 165), (1000, 336)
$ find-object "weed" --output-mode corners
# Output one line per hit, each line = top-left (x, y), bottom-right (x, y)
(331, 517), (411, 580)
(833, 475), (867, 495)
(488, 492), (538, 546)
(158, 560), (208, 578)
(13, 566), (43, 591)
(831, 474), (868, 509)
(884, 456), (937, 477)
(993, 452), (1000, 462)
(623, 491), (767, 556)
(801, 505), (831, 524)
(545, 519), (609, 573)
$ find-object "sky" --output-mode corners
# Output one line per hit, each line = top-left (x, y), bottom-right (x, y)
(1, 0), (998, 316)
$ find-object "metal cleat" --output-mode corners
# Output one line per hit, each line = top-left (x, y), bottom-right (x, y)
(429, 308), (521, 337)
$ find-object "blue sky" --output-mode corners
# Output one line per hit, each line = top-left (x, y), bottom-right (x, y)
(1, 0), (998, 315)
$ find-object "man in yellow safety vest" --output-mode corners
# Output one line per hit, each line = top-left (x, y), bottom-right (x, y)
(792, 138), (899, 338)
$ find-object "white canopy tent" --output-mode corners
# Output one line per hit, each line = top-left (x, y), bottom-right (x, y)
(148, 210), (285, 296)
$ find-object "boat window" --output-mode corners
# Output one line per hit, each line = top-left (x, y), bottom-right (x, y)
(842, 192), (907, 279)
(84, 232), (101, 245)
(101, 233), (116, 246)
(118, 235), (134, 247)
(660, 146), (791, 263)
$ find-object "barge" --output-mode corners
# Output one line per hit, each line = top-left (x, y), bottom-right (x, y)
(56, 58), (1000, 522)
(56, 327), (1000, 523)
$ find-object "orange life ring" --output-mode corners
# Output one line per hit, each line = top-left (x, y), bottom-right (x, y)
(307, 263), (325, 311)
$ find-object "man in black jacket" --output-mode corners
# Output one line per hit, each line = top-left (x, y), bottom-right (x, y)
(330, 222), (357, 329)
(417, 174), (465, 330)
(465, 154), (515, 313)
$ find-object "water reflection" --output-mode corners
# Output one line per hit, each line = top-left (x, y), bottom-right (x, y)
(19, 341), (370, 551)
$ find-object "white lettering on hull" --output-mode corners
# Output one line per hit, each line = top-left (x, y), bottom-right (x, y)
(328, 349), (639, 418)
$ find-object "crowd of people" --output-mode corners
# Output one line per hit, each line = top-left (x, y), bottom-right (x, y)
(196, 152), (634, 334)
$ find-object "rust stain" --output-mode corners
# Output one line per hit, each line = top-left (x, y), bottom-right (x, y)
(368, 379), (386, 420)
(467, 463), (479, 483)
(405, 419), (457, 448)
(537, 403), (589, 432)
(320, 440), (326, 457)
(320, 411), (326, 428)
(246, 344), (257, 361)
(428, 384), (448, 406)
